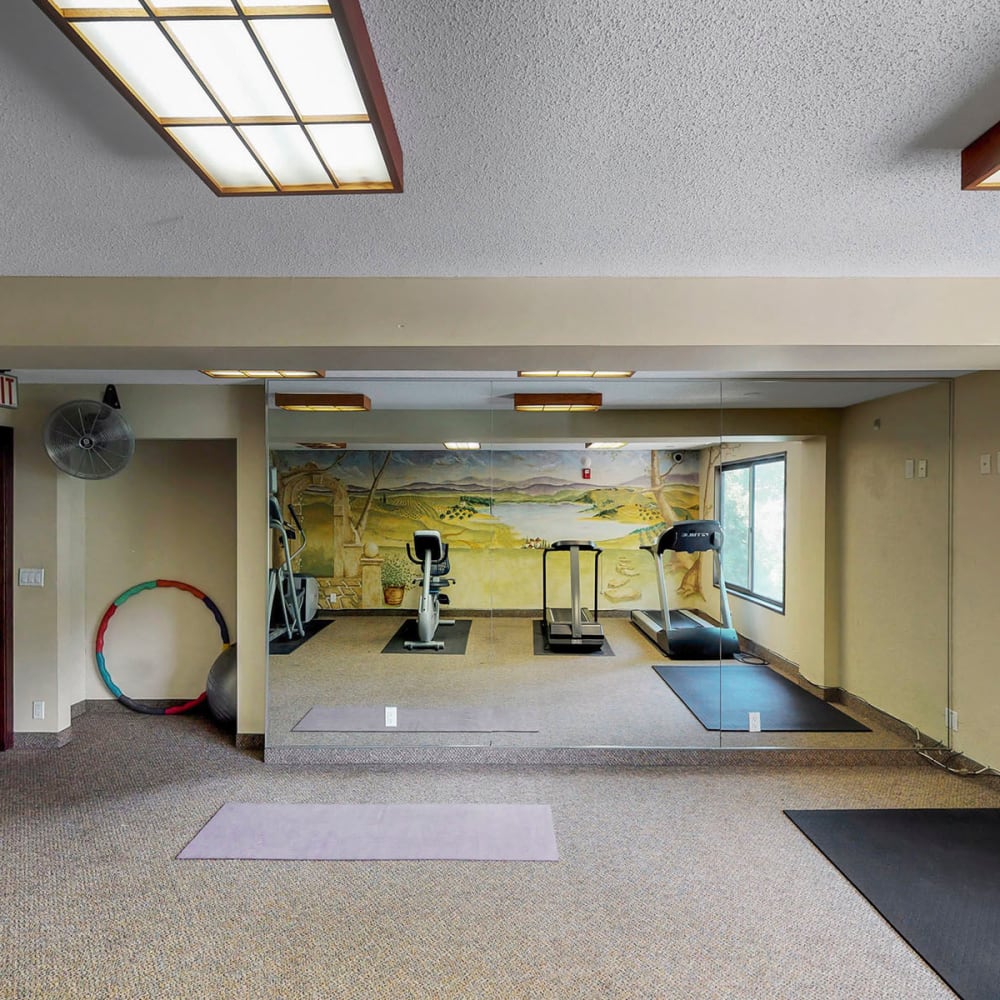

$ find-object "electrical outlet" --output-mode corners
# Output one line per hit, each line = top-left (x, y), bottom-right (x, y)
(748, 711), (761, 733)
(32, 700), (44, 720)
(916, 459), (928, 479)
(384, 706), (397, 728)
(981, 454), (992, 475)
(946, 708), (958, 732)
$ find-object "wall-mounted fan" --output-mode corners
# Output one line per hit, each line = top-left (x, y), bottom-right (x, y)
(43, 385), (135, 480)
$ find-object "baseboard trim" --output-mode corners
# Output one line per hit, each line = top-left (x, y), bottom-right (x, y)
(12, 727), (72, 750)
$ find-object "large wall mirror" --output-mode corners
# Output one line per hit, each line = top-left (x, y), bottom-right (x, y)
(264, 376), (951, 759)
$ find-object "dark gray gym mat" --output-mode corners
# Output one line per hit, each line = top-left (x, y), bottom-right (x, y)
(178, 802), (559, 861)
(785, 809), (1000, 1000)
(532, 619), (614, 656)
(652, 663), (870, 731)
(293, 705), (540, 732)
(381, 618), (471, 654)
(268, 618), (332, 656)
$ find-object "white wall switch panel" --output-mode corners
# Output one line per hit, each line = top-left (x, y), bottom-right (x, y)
(904, 459), (914, 479)
(916, 459), (928, 478)
(385, 706), (398, 728)
(31, 700), (44, 720)
(981, 454), (992, 475)
(946, 708), (959, 731)
(748, 711), (761, 732)
(18, 568), (44, 587)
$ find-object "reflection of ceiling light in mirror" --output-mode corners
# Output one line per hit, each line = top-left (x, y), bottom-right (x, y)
(443, 442), (481, 450)
(585, 441), (626, 449)
(202, 369), (323, 378)
(297, 442), (347, 449)
(34, 0), (402, 196)
(275, 393), (371, 411)
(518, 370), (633, 378)
(514, 393), (602, 412)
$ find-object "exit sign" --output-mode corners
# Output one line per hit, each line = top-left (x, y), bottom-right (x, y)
(0, 374), (17, 409)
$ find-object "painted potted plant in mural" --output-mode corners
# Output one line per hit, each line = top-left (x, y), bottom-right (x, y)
(381, 554), (410, 606)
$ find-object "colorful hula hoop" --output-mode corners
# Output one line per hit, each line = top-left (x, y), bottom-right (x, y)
(95, 579), (231, 715)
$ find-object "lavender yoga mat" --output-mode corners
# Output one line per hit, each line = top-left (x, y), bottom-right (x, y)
(293, 705), (540, 732)
(178, 803), (559, 861)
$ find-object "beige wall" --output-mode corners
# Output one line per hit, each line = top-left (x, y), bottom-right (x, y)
(8, 384), (267, 739)
(952, 372), (1000, 767)
(11, 387), (73, 733)
(837, 383), (951, 740)
(84, 440), (236, 701)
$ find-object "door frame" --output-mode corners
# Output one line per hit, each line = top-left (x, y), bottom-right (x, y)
(0, 427), (12, 750)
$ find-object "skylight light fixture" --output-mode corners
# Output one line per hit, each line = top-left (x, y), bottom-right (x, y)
(443, 442), (481, 450)
(586, 441), (626, 449)
(962, 120), (1000, 189)
(513, 393), (602, 412)
(202, 369), (323, 378)
(35, 1), (402, 196)
(517, 370), (634, 378)
(275, 393), (371, 411)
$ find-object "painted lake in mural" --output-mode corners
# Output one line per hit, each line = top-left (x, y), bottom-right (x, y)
(490, 501), (641, 544)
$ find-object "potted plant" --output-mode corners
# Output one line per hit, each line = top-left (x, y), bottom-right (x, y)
(381, 553), (410, 606)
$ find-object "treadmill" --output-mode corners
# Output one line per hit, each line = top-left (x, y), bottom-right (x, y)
(542, 540), (605, 651)
(631, 519), (740, 659)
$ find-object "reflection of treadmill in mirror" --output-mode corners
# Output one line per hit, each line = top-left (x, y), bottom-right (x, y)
(631, 520), (740, 659)
(542, 540), (605, 651)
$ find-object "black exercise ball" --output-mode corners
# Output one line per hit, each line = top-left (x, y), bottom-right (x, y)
(206, 644), (238, 727)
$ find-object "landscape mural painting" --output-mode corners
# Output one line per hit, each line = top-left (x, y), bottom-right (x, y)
(271, 448), (722, 616)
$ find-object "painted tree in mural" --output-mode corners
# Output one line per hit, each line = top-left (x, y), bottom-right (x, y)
(649, 448), (718, 600)
(349, 450), (393, 544)
(649, 450), (683, 527)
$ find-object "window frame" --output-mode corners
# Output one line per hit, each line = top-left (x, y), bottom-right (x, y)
(714, 451), (787, 614)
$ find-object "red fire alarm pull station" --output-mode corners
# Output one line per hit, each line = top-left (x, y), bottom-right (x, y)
(582, 467), (591, 480)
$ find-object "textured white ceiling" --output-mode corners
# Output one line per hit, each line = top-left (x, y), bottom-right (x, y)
(5, 1), (1000, 279)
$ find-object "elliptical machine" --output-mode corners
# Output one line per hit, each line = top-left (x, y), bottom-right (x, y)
(267, 469), (319, 642)
(404, 530), (455, 651)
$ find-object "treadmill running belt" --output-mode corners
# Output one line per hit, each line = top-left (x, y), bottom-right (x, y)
(642, 609), (704, 631)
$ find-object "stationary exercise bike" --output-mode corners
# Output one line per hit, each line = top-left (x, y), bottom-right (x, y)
(404, 530), (455, 651)
(267, 470), (319, 642)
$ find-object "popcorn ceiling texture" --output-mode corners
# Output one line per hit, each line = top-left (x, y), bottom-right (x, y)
(3, 1), (1000, 277)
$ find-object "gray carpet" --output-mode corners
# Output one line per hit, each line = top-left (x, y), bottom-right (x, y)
(4, 709), (999, 998)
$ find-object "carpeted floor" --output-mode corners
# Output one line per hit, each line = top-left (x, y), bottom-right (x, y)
(2, 710), (997, 999)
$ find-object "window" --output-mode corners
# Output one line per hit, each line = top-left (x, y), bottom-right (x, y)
(716, 454), (786, 611)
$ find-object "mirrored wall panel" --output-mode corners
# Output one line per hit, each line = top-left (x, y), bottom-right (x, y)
(263, 375), (950, 756)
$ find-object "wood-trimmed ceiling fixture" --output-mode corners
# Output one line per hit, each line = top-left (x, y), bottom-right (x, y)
(275, 393), (370, 411)
(514, 393), (602, 412)
(517, 370), (634, 378)
(201, 369), (323, 378)
(34, 1), (402, 196)
(962, 121), (1000, 189)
